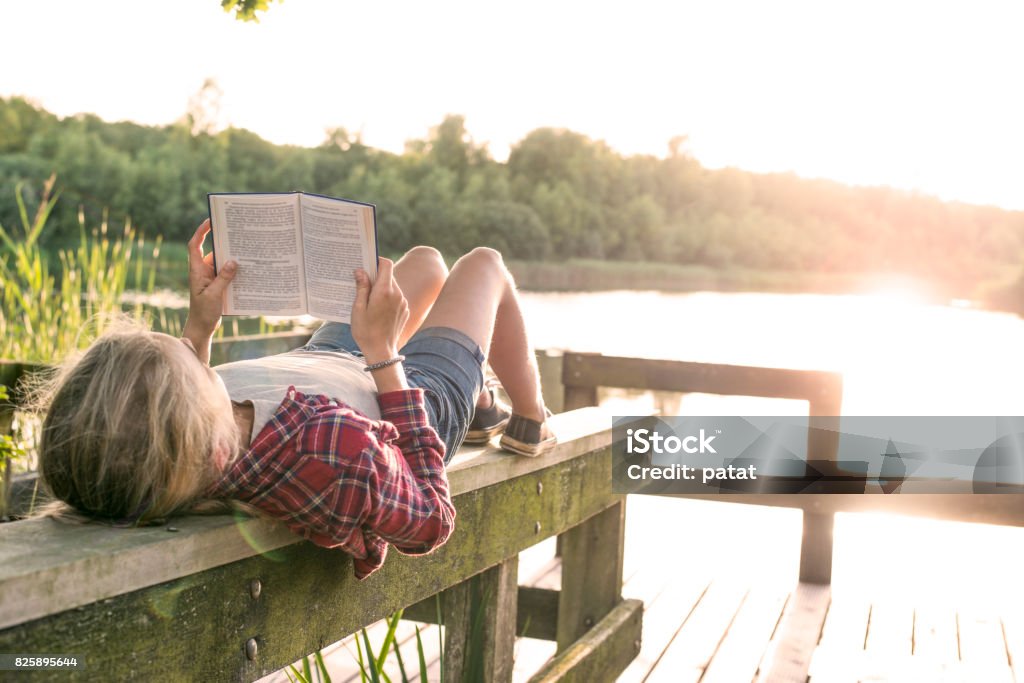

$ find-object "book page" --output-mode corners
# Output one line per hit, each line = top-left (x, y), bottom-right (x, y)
(299, 194), (377, 323)
(209, 193), (307, 316)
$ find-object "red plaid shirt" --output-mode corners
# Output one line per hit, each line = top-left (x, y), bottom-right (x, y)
(205, 386), (455, 579)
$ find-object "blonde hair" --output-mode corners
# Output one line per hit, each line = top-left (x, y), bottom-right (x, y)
(29, 319), (239, 525)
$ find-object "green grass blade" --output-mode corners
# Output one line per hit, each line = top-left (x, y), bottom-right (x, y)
(414, 626), (428, 683)
(392, 630), (409, 683)
(355, 632), (369, 683)
(376, 610), (403, 672)
(361, 630), (381, 683)
(287, 663), (308, 683)
(314, 650), (332, 683)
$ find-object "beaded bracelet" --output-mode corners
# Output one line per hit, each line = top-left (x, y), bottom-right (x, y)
(363, 355), (406, 372)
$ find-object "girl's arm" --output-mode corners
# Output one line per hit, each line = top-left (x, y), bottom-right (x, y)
(182, 220), (237, 364)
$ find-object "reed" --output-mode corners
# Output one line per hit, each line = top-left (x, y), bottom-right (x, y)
(0, 177), (167, 362)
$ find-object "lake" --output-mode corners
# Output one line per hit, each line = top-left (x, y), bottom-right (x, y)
(520, 290), (1024, 416)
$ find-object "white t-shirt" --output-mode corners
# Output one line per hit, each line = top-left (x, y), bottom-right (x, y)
(214, 350), (380, 441)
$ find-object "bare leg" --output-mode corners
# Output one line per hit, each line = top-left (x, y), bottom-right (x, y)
(418, 247), (545, 422)
(392, 246), (448, 348)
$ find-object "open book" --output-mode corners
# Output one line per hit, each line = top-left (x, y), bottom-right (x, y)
(208, 192), (377, 323)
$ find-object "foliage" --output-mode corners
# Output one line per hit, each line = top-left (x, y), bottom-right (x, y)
(285, 608), (428, 683)
(0, 178), (170, 362)
(2, 96), (1023, 301)
(221, 0), (281, 22)
(0, 386), (25, 467)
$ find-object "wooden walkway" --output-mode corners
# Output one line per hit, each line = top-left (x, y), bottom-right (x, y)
(259, 496), (1024, 683)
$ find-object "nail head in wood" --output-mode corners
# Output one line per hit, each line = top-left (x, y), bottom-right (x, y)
(536, 481), (543, 494)
(245, 638), (258, 660)
(534, 521), (542, 534)
(249, 579), (261, 600)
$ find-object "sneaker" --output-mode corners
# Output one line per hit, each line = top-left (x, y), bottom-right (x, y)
(464, 386), (511, 445)
(499, 412), (557, 457)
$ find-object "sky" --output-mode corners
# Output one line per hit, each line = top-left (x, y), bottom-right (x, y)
(2, 0), (1022, 209)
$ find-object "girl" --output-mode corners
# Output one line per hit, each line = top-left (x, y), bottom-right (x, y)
(35, 220), (555, 578)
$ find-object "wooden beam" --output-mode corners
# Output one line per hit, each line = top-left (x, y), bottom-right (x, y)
(405, 586), (559, 642)
(529, 599), (643, 682)
(0, 443), (620, 681)
(442, 555), (518, 683)
(557, 500), (626, 652)
(561, 352), (842, 405)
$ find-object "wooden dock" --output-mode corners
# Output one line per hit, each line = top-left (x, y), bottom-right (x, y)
(260, 495), (1024, 682)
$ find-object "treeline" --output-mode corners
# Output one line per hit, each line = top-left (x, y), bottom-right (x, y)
(1, 96), (1022, 292)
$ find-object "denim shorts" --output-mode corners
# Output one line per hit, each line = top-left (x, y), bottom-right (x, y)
(298, 322), (485, 464)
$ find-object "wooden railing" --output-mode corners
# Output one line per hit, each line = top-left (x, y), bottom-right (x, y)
(0, 342), (640, 682)
(559, 351), (1024, 585)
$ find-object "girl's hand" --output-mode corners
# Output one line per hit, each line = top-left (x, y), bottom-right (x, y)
(351, 257), (410, 365)
(184, 219), (238, 337)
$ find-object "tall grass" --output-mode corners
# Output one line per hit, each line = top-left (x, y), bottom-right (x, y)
(0, 177), (167, 363)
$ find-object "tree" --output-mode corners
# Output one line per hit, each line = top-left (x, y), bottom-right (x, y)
(221, 0), (281, 22)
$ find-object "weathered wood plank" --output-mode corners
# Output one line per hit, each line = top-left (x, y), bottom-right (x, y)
(701, 585), (789, 683)
(0, 406), (621, 631)
(442, 556), (518, 683)
(865, 601), (914, 656)
(808, 597), (869, 683)
(913, 602), (958, 663)
(528, 598), (643, 683)
(556, 500), (626, 653)
(1000, 612), (1024, 683)
(0, 443), (620, 682)
(754, 581), (830, 683)
(617, 577), (709, 683)
(644, 580), (748, 683)
(806, 602), (864, 683)
(0, 512), (297, 631)
(958, 606), (1013, 682)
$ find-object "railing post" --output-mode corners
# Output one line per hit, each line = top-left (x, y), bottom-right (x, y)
(556, 500), (626, 653)
(561, 353), (600, 412)
(799, 511), (834, 584)
(799, 377), (844, 584)
(442, 555), (519, 683)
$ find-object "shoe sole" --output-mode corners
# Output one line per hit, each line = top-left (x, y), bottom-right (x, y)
(463, 416), (511, 446)
(499, 434), (558, 458)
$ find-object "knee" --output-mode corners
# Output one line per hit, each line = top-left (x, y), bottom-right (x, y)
(461, 246), (505, 271)
(404, 245), (448, 284)
(406, 245), (444, 264)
